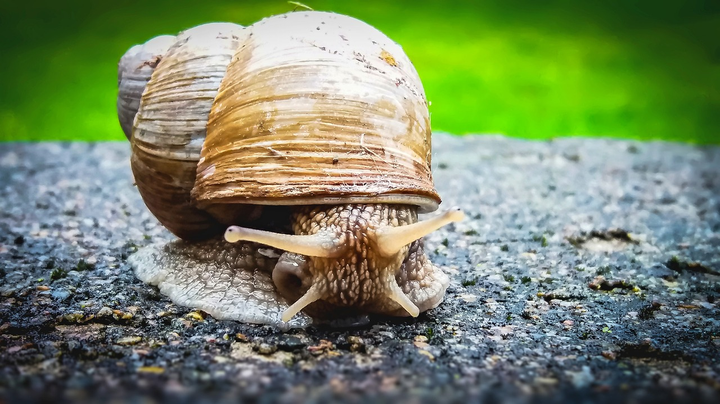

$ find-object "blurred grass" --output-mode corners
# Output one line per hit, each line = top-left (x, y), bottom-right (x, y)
(0, 0), (718, 143)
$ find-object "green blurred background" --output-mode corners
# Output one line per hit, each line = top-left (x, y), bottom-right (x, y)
(0, 0), (718, 143)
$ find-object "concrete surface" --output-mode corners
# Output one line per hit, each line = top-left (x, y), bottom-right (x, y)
(1, 134), (719, 403)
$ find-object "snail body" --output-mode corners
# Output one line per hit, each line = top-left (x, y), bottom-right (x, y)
(121, 12), (463, 328)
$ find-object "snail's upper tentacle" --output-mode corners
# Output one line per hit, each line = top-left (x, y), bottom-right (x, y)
(373, 208), (465, 257)
(224, 226), (345, 258)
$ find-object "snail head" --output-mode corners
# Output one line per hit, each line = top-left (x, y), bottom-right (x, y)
(224, 204), (463, 322)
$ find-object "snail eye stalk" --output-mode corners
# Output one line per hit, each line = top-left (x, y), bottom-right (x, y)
(224, 226), (344, 258)
(373, 208), (464, 257)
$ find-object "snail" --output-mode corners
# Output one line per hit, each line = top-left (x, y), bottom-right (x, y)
(119, 11), (464, 329)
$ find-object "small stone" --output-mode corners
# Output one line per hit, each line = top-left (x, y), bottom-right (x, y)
(8, 344), (32, 354)
(96, 307), (113, 317)
(117, 336), (142, 346)
(257, 343), (277, 355)
(36, 285), (50, 291)
(458, 293), (478, 303)
(63, 312), (85, 323)
(413, 335), (430, 349)
(588, 276), (634, 291)
(534, 377), (559, 385)
(308, 339), (335, 355)
(414, 340), (430, 349)
(185, 311), (205, 321)
(348, 336), (365, 353)
(113, 309), (133, 320)
(278, 335), (305, 351)
(51, 289), (71, 301)
(602, 351), (617, 360)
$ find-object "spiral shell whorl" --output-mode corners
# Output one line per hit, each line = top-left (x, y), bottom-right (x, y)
(117, 35), (175, 140)
(125, 22), (244, 240)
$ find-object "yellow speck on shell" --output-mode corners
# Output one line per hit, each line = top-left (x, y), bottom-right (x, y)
(380, 49), (397, 67)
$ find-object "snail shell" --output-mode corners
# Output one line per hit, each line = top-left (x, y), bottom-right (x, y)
(120, 12), (461, 327)
(193, 12), (439, 215)
(120, 13), (438, 240)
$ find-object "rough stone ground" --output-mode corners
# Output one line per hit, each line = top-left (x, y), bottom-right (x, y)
(0, 134), (719, 404)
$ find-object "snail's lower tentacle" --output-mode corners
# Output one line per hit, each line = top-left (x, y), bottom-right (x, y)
(389, 239), (450, 316)
(385, 272), (420, 317)
(281, 283), (324, 323)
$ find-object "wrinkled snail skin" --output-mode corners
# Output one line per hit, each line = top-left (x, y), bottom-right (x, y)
(129, 237), (313, 330)
(121, 11), (464, 328)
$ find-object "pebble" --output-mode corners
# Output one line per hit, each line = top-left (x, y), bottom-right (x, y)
(51, 289), (71, 300)
(96, 307), (114, 318)
(185, 311), (205, 321)
(347, 336), (365, 353)
(117, 336), (142, 346)
(62, 312), (85, 323)
(277, 335), (305, 351)
(256, 343), (277, 355)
